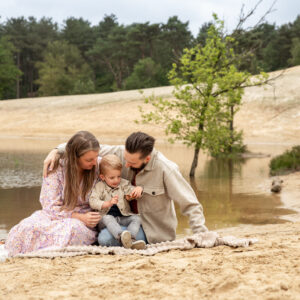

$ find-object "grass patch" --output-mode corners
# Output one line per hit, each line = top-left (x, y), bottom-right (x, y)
(269, 145), (300, 175)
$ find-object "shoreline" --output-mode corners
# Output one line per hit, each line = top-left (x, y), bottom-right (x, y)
(0, 135), (299, 226)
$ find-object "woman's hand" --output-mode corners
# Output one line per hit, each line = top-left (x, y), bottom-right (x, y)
(43, 148), (59, 177)
(72, 211), (101, 228)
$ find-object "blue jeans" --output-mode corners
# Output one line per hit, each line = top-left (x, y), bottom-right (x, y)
(98, 225), (147, 247)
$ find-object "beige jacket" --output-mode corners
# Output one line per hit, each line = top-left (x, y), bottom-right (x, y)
(89, 178), (135, 217)
(99, 145), (208, 244)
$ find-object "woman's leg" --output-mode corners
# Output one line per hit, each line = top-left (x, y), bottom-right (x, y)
(98, 225), (147, 246)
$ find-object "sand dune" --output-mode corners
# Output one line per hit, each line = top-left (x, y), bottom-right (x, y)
(0, 66), (299, 145)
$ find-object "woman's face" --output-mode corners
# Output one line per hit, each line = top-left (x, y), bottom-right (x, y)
(77, 150), (99, 171)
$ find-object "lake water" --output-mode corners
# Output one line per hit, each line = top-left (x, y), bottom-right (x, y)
(0, 139), (296, 240)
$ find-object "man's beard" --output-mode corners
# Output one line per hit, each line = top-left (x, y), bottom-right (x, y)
(130, 163), (147, 172)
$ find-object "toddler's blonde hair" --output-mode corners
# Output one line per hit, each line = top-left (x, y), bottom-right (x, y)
(100, 154), (122, 175)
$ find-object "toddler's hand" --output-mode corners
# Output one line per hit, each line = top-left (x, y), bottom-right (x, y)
(110, 195), (118, 205)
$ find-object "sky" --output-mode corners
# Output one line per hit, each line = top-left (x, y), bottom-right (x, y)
(0, 0), (299, 36)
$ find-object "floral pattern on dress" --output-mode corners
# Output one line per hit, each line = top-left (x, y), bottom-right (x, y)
(5, 164), (97, 256)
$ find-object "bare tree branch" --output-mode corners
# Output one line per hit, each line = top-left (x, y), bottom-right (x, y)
(251, 0), (277, 30)
(235, 0), (263, 31)
(234, 0), (277, 33)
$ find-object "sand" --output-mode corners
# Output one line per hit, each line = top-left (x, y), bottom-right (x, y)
(0, 66), (300, 299)
(0, 222), (300, 300)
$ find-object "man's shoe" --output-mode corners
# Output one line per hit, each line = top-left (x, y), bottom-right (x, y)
(131, 240), (146, 250)
(120, 231), (132, 248)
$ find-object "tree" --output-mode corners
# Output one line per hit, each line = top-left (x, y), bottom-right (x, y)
(160, 16), (193, 57)
(3, 17), (58, 98)
(125, 57), (166, 89)
(36, 40), (94, 96)
(26, 17), (59, 95)
(0, 37), (22, 99)
(88, 24), (131, 90)
(139, 15), (268, 177)
(88, 15), (119, 92)
(2, 17), (28, 98)
(126, 22), (161, 59)
(232, 23), (278, 73)
(289, 38), (300, 66)
(155, 16), (193, 72)
(195, 22), (213, 46)
(274, 23), (294, 69)
(62, 17), (95, 57)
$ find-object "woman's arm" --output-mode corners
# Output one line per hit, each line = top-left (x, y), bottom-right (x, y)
(40, 168), (73, 219)
(41, 167), (101, 227)
(71, 211), (101, 228)
(43, 143), (123, 177)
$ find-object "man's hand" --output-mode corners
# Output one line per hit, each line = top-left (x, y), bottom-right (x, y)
(130, 186), (143, 199)
(72, 211), (101, 228)
(43, 149), (59, 177)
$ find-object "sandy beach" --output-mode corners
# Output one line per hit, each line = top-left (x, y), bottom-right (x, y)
(0, 66), (299, 299)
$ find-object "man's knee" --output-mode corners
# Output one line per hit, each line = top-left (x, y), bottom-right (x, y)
(98, 227), (124, 247)
(136, 226), (148, 243)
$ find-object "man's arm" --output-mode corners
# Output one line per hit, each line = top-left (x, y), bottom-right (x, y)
(99, 144), (124, 158)
(43, 143), (66, 177)
(164, 167), (208, 233)
(43, 143), (124, 177)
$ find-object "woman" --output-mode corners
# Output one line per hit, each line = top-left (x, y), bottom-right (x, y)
(5, 131), (102, 256)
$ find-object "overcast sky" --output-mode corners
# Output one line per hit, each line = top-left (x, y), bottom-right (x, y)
(0, 0), (299, 36)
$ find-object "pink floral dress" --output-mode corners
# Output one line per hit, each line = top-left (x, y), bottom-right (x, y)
(5, 163), (97, 256)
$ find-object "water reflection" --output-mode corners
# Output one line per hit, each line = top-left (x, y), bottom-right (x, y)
(0, 187), (41, 239)
(176, 155), (295, 235)
(0, 141), (296, 239)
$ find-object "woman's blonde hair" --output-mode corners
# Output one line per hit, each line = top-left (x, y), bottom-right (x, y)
(62, 131), (100, 210)
(100, 154), (122, 175)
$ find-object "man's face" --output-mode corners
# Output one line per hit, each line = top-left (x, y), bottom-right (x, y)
(124, 150), (150, 170)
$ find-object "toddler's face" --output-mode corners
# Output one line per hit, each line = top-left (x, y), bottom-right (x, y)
(100, 169), (121, 188)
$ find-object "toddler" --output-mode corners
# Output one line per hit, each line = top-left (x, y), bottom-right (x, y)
(89, 154), (146, 250)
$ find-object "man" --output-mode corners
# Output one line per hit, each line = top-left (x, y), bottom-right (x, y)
(44, 132), (208, 244)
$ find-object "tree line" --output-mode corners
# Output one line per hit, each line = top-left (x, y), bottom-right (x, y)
(0, 14), (299, 100)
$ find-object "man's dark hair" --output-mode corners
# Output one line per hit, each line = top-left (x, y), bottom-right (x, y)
(125, 132), (155, 158)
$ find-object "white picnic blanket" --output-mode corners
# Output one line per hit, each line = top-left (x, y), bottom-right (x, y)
(0, 245), (8, 262)
(2, 231), (258, 260)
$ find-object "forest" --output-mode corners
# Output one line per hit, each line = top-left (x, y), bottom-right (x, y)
(0, 13), (299, 100)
